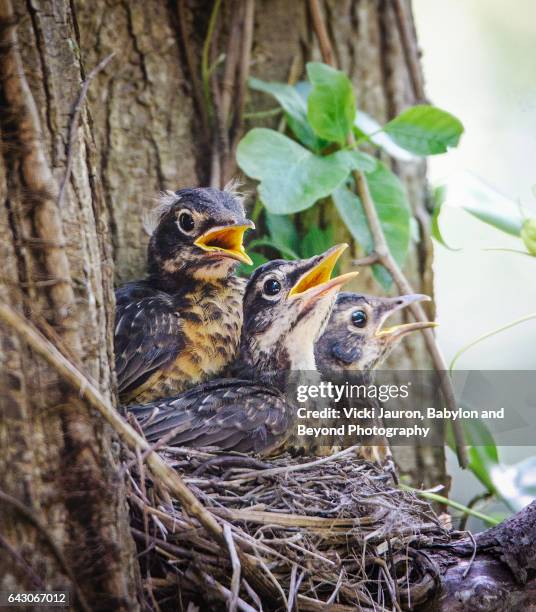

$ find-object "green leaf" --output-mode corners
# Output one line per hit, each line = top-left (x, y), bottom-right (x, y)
(521, 218), (536, 255)
(331, 184), (371, 252)
(247, 237), (298, 260)
(355, 112), (416, 161)
(332, 163), (411, 290)
(237, 128), (351, 214)
(336, 149), (377, 173)
(265, 212), (300, 255)
(300, 225), (335, 259)
(237, 251), (269, 277)
(249, 77), (323, 151)
(306, 62), (356, 145)
(383, 105), (464, 156)
(368, 164), (412, 289)
(431, 185), (460, 251)
(446, 418), (499, 495)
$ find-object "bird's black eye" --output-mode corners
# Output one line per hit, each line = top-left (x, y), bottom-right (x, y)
(351, 309), (367, 328)
(263, 278), (281, 296)
(178, 211), (195, 233)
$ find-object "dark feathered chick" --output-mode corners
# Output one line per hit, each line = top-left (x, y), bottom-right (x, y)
(315, 292), (436, 372)
(128, 245), (357, 456)
(313, 292), (436, 463)
(114, 186), (254, 403)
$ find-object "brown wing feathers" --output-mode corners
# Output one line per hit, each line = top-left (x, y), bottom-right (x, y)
(129, 380), (293, 454)
(115, 283), (185, 397)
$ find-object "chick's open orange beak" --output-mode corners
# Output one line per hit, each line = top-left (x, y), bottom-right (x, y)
(194, 221), (254, 265)
(289, 243), (359, 300)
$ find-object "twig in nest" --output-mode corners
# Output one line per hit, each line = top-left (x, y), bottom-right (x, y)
(307, 0), (467, 468)
(223, 523), (241, 612)
(57, 53), (115, 211)
(462, 530), (477, 579)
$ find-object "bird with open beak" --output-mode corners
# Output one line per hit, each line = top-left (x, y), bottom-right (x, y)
(128, 244), (357, 456)
(315, 292), (437, 373)
(310, 292), (437, 461)
(114, 185), (254, 403)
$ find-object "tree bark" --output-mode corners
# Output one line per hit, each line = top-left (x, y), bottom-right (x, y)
(429, 500), (536, 611)
(0, 0), (449, 605)
(0, 0), (138, 607)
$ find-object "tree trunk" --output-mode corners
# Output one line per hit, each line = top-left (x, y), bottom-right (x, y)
(0, 0), (445, 605)
(0, 0), (138, 607)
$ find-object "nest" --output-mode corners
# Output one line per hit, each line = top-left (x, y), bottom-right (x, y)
(127, 444), (451, 611)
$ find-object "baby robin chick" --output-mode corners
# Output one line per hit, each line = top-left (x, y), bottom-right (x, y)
(115, 185), (253, 403)
(128, 245), (357, 456)
(313, 292), (436, 463)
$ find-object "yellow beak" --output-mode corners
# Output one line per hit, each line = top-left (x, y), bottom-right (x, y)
(289, 243), (359, 299)
(193, 223), (254, 265)
(376, 321), (439, 339)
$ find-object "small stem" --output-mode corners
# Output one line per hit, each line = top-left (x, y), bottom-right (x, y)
(201, 0), (222, 118)
(449, 312), (536, 373)
(250, 199), (263, 225)
(352, 252), (380, 267)
(399, 484), (500, 526)
(244, 107), (283, 119)
(308, 0), (335, 68)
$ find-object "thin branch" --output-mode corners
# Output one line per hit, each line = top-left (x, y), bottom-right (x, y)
(177, 0), (210, 142)
(0, 533), (45, 590)
(201, 0), (222, 116)
(393, 0), (427, 103)
(308, 0), (335, 68)
(234, 0), (255, 133)
(352, 253), (380, 267)
(353, 171), (467, 467)
(220, 7), (242, 128)
(57, 52), (115, 211)
(308, 0), (467, 468)
(223, 523), (241, 612)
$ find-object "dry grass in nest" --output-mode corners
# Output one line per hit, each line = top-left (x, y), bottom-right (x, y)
(126, 444), (451, 611)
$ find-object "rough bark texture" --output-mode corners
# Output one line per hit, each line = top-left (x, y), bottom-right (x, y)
(430, 500), (536, 611)
(0, 0), (138, 607)
(0, 0), (448, 605)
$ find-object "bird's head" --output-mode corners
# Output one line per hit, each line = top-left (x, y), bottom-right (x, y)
(316, 292), (437, 372)
(147, 184), (254, 286)
(239, 244), (358, 379)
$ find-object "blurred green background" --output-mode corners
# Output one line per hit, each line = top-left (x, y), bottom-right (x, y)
(414, 0), (536, 529)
